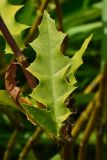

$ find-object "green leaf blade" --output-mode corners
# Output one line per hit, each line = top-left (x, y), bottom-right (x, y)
(22, 104), (57, 136)
(0, 0), (28, 35)
(22, 11), (92, 138)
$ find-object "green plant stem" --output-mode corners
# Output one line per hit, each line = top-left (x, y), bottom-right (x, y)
(95, 1), (107, 158)
(54, 0), (63, 31)
(84, 74), (102, 94)
(68, 77), (100, 160)
(78, 61), (107, 160)
(25, 0), (50, 44)
(71, 92), (99, 139)
(18, 127), (42, 160)
(71, 74), (102, 140)
(101, 2), (107, 159)
(95, 62), (107, 160)
(3, 129), (18, 160)
(71, 74), (102, 138)
(77, 96), (101, 160)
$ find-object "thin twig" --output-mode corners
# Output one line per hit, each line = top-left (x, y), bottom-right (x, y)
(71, 73), (102, 138)
(96, 127), (104, 160)
(25, 0), (50, 44)
(69, 71), (102, 159)
(60, 142), (74, 160)
(18, 127), (42, 160)
(54, 0), (63, 31)
(77, 92), (102, 160)
(0, 16), (37, 90)
(3, 129), (18, 160)
(0, 16), (27, 67)
(78, 62), (107, 160)
(95, 62), (107, 160)
(84, 74), (102, 94)
(71, 91), (99, 139)
(96, 105), (104, 160)
(54, 0), (68, 53)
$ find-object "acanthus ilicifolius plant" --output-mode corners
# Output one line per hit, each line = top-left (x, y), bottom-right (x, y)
(20, 11), (92, 143)
(0, 1), (92, 144)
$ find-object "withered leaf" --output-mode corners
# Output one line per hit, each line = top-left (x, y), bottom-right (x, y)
(5, 62), (21, 103)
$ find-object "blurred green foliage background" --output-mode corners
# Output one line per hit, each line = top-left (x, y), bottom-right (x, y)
(0, 0), (106, 160)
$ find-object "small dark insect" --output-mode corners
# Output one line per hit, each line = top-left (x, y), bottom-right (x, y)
(64, 94), (78, 114)
(64, 94), (75, 108)
(58, 94), (78, 145)
(58, 115), (75, 145)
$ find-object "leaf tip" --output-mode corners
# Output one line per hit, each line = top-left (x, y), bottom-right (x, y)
(86, 34), (93, 43)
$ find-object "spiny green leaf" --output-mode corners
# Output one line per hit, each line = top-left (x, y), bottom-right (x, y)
(21, 11), (92, 138)
(0, 0), (28, 52)
(23, 104), (57, 136)
(68, 34), (93, 77)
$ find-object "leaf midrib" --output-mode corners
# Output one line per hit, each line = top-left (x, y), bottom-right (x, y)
(46, 19), (57, 124)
